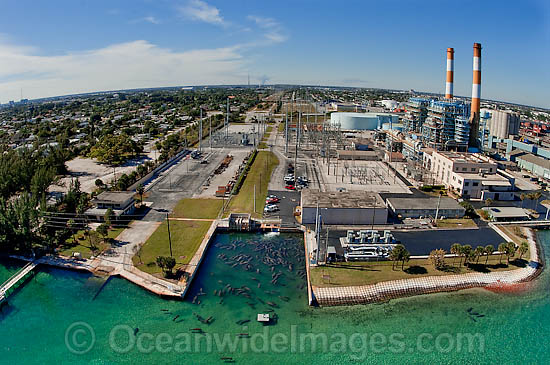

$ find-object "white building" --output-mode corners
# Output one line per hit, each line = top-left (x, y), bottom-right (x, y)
(429, 151), (515, 200)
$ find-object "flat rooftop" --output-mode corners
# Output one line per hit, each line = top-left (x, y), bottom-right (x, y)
(484, 206), (529, 219)
(436, 151), (496, 164)
(95, 191), (135, 203)
(302, 189), (385, 209)
(387, 197), (465, 211)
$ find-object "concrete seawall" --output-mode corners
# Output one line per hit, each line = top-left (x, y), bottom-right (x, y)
(312, 227), (542, 306)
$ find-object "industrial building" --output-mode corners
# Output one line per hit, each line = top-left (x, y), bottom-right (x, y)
(386, 197), (465, 219)
(482, 207), (529, 222)
(301, 189), (388, 225)
(330, 112), (398, 131)
(428, 151), (515, 200)
(422, 100), (471, 150)
(488, 110), (520, 139)
(404, 98), (430, 133)
(516, 153), (550, 180)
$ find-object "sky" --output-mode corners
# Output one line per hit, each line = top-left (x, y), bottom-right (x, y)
(0, 0), (548, 108)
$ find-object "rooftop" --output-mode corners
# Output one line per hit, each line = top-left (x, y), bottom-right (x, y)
(517, 153), (550, 170)
(387, 197), (465, 211)
(301, 189), (385, 209)
(94, 191), (135, 203)
(484, 206), (529, 219)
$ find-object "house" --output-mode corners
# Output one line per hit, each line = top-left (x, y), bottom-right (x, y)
(85, 191), (136, 221)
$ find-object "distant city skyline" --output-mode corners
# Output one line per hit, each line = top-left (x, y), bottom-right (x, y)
(0, 0), (548, 108)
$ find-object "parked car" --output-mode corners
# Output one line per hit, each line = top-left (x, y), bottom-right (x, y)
(266, 197), (279, 204)
(285, 185), (296, 190)
(264, 204), (279, 213)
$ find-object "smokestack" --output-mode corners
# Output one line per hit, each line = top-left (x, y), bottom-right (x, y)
(445, 48), (454, 99)
(469, 42), (482, 147)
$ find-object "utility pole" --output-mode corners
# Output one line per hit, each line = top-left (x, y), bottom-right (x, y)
(434, 191), (442, 223)
(254, 184), (256, 213)
(166, 213), (173, 257)
(285, 109), (289, 154)
(209, 115), (212, 150)
(199, 108), (202, 152)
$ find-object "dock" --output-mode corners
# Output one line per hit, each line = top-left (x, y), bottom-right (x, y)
(0, 261), (38, 303)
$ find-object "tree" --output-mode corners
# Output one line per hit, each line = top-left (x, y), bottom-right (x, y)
(95, 178), (104, 188)
(474, 246), (485, 263)
(484, 198), (493, 207)
(498, 242), (507, 264)
(136, 184), (145, 206)
(460, 245), (473, 266)
(389, 244), (410, 270)
(104, 208), (114, 227)
(96, 224), (109, 246)
(429, 249), (446, 270)
(533, 191), (543, 211)
(484, 245), (494, 265)
(156, 256), (176, 277)
(450, 243), (462, 266)
(520, 193), (526, 208)
(504, 242), (517, 264)
(519, 241), (529, 260)
(459, 201), (478, 218)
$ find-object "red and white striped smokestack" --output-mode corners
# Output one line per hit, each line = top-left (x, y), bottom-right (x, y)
(471, 43), (481, 119)
(445, 48), (454, 99)
(469, 42), (482, 147)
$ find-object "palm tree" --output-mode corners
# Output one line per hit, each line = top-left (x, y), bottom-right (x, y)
(498, 242), (507, 264)
(461, 245), (473, 266)
(485, 198), (493, 207)
(520, 193), (526, 208)
(474, 246), (485, 263)
(484, 245), (494, 265)
(451, 243), (462, 266)
(390, 244), (410, 270)
(136, 183), (145, 207)
(519, 241), (529, 260)
(505, 242), (517, 264)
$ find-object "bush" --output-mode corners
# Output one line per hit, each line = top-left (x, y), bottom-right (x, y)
(232, 150), (258, 194)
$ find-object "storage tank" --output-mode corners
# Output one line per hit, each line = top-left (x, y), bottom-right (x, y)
(330, 112), (398, 130)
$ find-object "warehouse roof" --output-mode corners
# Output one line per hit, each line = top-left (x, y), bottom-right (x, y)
(94, 191), (135, 204)
(484, 207), (529, 219)
(517, 153), (550, 170)
(387, 197), (465, 211)
(301, 189), (385, 209)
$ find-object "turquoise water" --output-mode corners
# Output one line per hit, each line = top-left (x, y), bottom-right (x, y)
(1, 231), (550, 364)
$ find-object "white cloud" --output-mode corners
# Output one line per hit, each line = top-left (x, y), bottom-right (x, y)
(130, 16), (161, 25)
(179, 0), (225, 25)
(0, 40), (247, 101)
(247, 15), (287, 44)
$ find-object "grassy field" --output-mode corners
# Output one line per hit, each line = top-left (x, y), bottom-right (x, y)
(170, 198), (222, 219)
(226, 151), (279, 218)
(278, 122), (285, 133)
(435, 218), (478, 229)
(311, 253), (529, 288)
(59, 227), (125, 259)
(132, 220), (212, 275)
(258, 141), (268, 149)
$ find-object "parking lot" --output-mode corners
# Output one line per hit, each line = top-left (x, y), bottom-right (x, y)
(263, 189), (301, 225)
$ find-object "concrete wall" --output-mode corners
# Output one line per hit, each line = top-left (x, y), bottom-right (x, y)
(302, 207), (388, 225)
(391, 208), (464, 219)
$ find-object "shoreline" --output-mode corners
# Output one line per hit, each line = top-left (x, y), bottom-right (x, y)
(310, 226), (543, 306)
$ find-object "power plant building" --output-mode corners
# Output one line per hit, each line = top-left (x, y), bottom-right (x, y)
(488, 110), (520, 139)
(330, 112), (398, 131)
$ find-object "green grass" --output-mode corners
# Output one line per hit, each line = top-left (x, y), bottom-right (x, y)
(226, 151), (279, 218)
(170, 198), (222, 219)
(132, 220), (212, 275)
(311, 254), (529, 288)
(277, 122), (285, 133)
(435, 218), (478, 229)
(59, 227), (125, 259)
(258, 142), (268, 149)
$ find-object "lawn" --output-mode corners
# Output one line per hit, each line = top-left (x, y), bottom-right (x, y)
(132, 220), (212, 275)
(311, 253), (529, 288)
(59, 227), (125, 259)
(170, 198), (222, 219)
(226, 151), (279, 218)
(278, 122), (285, 133)
(435, 218), (478, 229)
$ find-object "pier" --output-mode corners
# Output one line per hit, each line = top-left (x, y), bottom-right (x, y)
(0, 261), (37, 303)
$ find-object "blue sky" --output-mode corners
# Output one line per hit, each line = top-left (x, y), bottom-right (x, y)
(0, 0), (548, 108)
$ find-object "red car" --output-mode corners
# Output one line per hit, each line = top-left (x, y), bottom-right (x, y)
(266, 197), (280, 204)
(285, 185), (296, 190)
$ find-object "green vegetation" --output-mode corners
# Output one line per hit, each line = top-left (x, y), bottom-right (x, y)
(133, 220), (211, 275)
(88, 133), (143, 165)
(232, 151), (258, 195)
(277, 122), (285, 133)
(311, 250), (529, 288)
(156, 256), (176, 277)
(459, 201), (478, 218)
(170, 198), (223, 219)
(59, 226), (124, 259)
(226, 151), (279, 218)
(435, 218), (477, 229)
